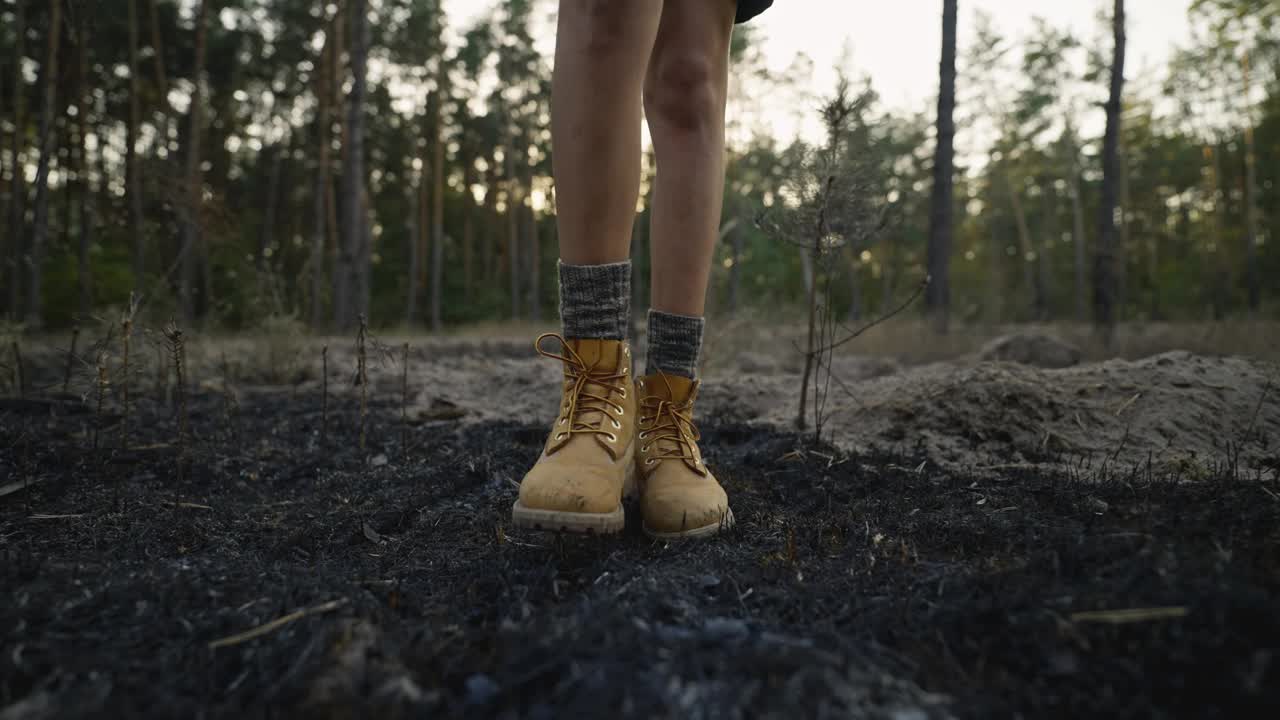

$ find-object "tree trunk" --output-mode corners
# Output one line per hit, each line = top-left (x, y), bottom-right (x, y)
(127, 0), (145, 288)
(799, 245), (814, 301)
(506, 129), (521, 321)
(179, 0), (209, 326)
(881, 238), (898, 315)
(1207, 142), (1228, 321)
(462, 159), (475, 300)
(6, 0), (26, 320)
(1116, 133), (1131, 319)
(413, 155), (428, 324)
(325, 12), (342, 308)
(260, 144), (283, 273)
(1070, 163), (1087, 322)
(1037, 187), (1056, 322)
(986, 224), (1004, 322)
(405, 163), (421, 326)
(149, 0), (171, 157)
(309, 17), (332, 330)
(482, 162), (498, 283)
(526, 197), (540, 323)
(845, 247), (862, 323)
(925, 0), (958, 334)
(1242, 51), (1261, 316)
(76, 12), (94, 319)
(430, 90), (446, 332)
(727, 214), (743, 314)
(1092, 0), (1125, 341)
(26, 0), (63, 329)
(335, 0), (370, 331)
(1008, 174), (1042, 319)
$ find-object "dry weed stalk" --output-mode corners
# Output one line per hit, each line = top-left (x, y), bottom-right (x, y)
(94, 351), (110, 451)
(63, 323), (80, 394)
(220, 350), (238, 440)
(401, 342), (409, 458)
(321, 344), (329, 449)
(119, 293), (140, 449)
(11, 341), (25, 398)
(163, 320), (189, 486)
(357, 315), (368, 452)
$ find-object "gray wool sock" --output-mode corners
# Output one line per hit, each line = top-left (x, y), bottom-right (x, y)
(645, 309), (705, 379)
(558, 260), (631, 340)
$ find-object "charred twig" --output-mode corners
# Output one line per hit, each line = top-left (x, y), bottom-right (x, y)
(1069, 606), (1187, 625)
(207, 597), (349, 650)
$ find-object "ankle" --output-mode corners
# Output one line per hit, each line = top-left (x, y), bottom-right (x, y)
(644, 309), (704, 379)
(558, 260), (631, 340)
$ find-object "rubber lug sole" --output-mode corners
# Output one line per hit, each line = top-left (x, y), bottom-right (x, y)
(643, 507), (735, 540)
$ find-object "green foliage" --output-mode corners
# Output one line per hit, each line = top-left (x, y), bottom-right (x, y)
(0, 0), (1277, 331)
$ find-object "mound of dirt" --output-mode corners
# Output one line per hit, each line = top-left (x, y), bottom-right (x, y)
(977, 332), (1082, 368)
(738, 351), (1278, 474)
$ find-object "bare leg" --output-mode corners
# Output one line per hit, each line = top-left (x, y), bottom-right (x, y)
(553, 0), (664, 265)
(644, 1), (736, 316)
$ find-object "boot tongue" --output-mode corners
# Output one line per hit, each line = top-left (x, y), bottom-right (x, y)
(648, 372), (697, 407)
(565, 338), (624, 429)
(566, 338), (613, 369)
(643, 372), (699, 458)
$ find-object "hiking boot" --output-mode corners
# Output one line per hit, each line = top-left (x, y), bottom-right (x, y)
(635, 372), (733, 539)
(511, 333), (637, 534)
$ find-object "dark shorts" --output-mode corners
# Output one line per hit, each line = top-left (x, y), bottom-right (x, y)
(735, 0), (773, 23)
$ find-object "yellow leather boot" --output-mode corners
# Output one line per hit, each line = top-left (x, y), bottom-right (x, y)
(511, 333), (637, 534)
(635, 372), (733, 539)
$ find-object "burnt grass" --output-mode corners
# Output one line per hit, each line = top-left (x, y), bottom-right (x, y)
(2, 359), (1279, 719)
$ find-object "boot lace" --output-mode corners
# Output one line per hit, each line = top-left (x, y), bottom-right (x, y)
(536, 333), (628, 444)
(638, 373), (703, 472)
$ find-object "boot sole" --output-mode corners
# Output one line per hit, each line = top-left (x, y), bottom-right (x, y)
(643, 507), (735, 540)
(510, 452), (637, 535)
(510, 501), (627, 534)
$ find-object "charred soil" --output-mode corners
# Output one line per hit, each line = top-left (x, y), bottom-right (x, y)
(2, 346), (1279, 719)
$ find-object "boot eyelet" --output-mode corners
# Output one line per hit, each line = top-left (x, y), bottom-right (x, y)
(639, 431), (648, 439)
(605, 432), (617, 443)
(642, 443), (650, 453)
(559, 418), (566, 425)
(620, 389), (628, 398)
(613, 405), (624, 415)
(556, 432), (567, 440)
(611, 419), (621, 429)
(645, 458), (656, 466)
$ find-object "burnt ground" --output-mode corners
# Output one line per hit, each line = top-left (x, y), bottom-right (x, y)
(2, 347), (1280, 719)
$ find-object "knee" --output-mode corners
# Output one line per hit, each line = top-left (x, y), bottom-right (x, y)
(644, 52), (724, 137)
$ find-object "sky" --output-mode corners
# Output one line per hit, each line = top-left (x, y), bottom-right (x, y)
(443, 0), (1200, 145)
